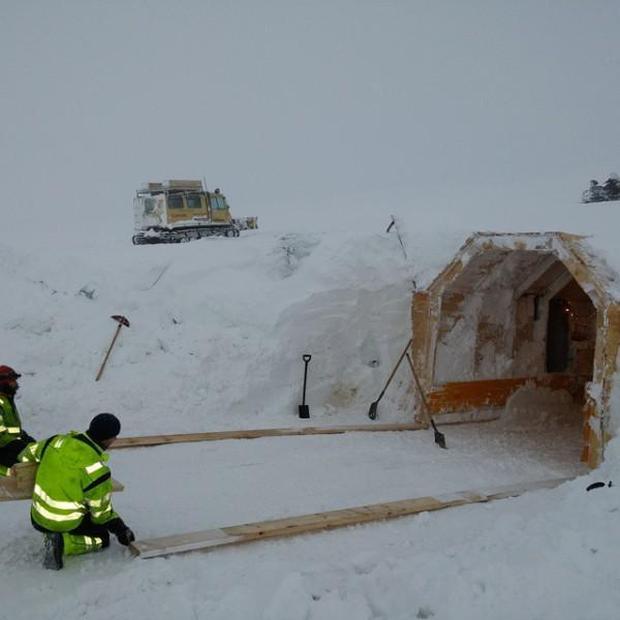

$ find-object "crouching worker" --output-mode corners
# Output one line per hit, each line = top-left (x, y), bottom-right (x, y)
(21, 413), (135, 570)
(0, 365), (36, 477)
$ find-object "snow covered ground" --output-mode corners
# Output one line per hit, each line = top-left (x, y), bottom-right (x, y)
(3, 2), (620, 616)
(0, 412), (597, 620)
(2, 227), (620, 619)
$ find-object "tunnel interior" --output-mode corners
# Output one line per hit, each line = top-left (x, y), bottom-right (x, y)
(433, 250), (597, 417)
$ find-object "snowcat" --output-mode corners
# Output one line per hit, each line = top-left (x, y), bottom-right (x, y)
(582, 174), (620, 204)
(132, 180), (257, 245)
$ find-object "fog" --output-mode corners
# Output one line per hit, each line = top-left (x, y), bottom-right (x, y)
(2, 1), (619, 245)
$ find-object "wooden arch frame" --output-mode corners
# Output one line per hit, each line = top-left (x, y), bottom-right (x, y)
(410, 232), (620, 467)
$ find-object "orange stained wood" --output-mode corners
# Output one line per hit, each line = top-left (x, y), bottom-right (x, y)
(580, 398), (597, 465)
(428, 375), (581, 414)
(411, 291), (433, 387)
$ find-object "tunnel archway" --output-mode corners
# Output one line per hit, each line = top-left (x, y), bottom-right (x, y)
(411, 233), (620, 467)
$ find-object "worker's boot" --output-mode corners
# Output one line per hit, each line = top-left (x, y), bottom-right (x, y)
(43, 533), (64, 570)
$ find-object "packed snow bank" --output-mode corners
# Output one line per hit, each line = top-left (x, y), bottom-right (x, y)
(6, 203), (620, 440)
(1, 230), (418, 437)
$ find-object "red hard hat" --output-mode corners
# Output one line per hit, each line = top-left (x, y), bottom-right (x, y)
(0, 365), (21, 381)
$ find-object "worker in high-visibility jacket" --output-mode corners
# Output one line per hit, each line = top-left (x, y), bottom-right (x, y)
(21, 413), (135, 570)
(0, 365), (36, 477)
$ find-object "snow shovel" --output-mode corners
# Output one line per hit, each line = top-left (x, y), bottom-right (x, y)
(405, 352), (447, 449)
(95, 315), (130, 382)
(298, 354), (312, 419)
(368, 339), (412, 420)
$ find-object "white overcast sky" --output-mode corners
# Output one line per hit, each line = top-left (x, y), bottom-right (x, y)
(1, 1), (619, 243)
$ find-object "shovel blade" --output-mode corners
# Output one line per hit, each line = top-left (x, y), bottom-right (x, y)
(429, 418), (447, 449)
(434, 430), (447, 449)
(298, 405), (310, 419)
(368, 401), (378, 420)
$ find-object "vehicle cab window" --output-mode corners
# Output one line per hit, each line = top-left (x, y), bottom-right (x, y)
(167, 194), (184, 209)
(186, 194), (203, 209)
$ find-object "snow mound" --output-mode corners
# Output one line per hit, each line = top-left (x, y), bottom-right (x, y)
(1, 230), (415, 436)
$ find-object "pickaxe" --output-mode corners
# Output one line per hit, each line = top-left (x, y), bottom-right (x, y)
(95, 315), (130, 382)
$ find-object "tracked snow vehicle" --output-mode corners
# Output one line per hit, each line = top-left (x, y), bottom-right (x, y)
(582, 174), (620, 204)
(132, 180), (255, 245)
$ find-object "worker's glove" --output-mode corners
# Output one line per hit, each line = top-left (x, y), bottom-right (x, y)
(116, 527), (135, 546)
(106, 518), (135, 545)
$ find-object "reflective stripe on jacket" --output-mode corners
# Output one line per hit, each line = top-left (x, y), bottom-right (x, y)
(0, 394), (23, 448)
(22, 432), (120, 532)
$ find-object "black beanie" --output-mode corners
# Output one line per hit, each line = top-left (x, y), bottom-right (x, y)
(88, 413), (121, 442)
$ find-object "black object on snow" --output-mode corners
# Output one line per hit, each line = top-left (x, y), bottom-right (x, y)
(586, 481), (613, 491)
(298, 354), (311, 419)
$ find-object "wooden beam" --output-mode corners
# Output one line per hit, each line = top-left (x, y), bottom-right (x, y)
(0, 462), (124, 502)
(513, 254), (560, 298)
(131, 478), (569, 559)
(541, 270), (574, 302)
(428, 375), (580, 414)
(111, 423), (426, 450)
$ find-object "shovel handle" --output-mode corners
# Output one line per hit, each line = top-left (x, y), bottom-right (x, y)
(301, 355), (311, 405)
(405, 352), (447, 448)
(376, 339), (413, 401)
(405, 352), (431, 422)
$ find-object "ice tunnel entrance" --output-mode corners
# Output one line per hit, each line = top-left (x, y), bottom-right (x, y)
(433, 250), (596, 395)
(411, 238), (611, 466)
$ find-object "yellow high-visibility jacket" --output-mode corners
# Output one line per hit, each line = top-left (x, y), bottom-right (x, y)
(21, 432), (120, 532)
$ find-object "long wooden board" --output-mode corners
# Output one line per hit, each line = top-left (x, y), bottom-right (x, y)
(131, 478), (568, 559)
(427, 375), (581, 414)
(0, 462), (124, 502)
(112, 423), (426, 450)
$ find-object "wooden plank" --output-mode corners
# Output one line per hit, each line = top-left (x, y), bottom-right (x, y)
(131, 478), (568, 559)
(0, 462), (124, 502)
(111, 423), (426, 450)
(411, 291), (433, 391)
(428, 375), (580, 414)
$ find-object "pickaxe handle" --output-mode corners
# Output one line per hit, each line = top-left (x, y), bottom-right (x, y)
(376, 339), (413, 402)
(95, 324), (123, 382)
